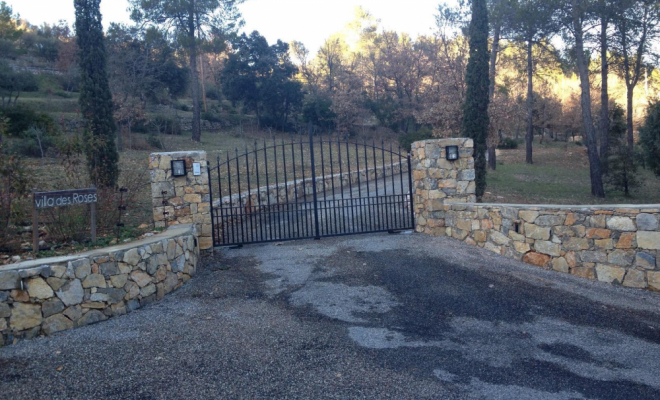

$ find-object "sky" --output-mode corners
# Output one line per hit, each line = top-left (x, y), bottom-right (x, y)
(9, 0), (448, 52)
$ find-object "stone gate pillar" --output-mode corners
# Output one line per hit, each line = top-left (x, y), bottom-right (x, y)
(149, 151), (213, 251)
(411, 139), (476, 236)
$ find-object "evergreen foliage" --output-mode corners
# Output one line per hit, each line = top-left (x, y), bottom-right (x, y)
(461, 0), (490, 200)
(75, 0), (119, 187)
(604, 103), (639, 196)
(639, 101), (660, 177)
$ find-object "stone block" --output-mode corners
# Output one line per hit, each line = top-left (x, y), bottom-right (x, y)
(42, 314), (73, 335)
(82, 274), (106, 289)
(636, 214), (659, 231)
(635, 252), (656, 269)
(0, 271), (20, 291)
(580, 251), (608, 263)
(535, 241), (561, 257)
(524, 224), (551, 240)
(586, 228), (611, 239)
(606, 216), (636, 232)
(649, 271), (660, 291)
(594, 239), (614, 250)
(78, 310), (107, 326)
(552, 257), (569, 273)
(523, 252), (551, 267)
(571, 267), (596, 280)
(536, 215), (565, 227)
(10, 303), (42, 331)
(595, 264), (626, 284)
(607, 250), (635, 266)
(616, 233), (636, 249)
(26, 277), (54, 300)
(56, 279), (84, 306)
(637, 231), (660, 250)
(519, 211), (539, 223)
(42, 298), (65, 318)
(622, 269), (647, 289)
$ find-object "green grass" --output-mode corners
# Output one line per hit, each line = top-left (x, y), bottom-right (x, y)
(485, 143), (660, 205)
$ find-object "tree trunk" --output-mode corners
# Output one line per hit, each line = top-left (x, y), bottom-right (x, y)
(188, 3), (202, 143)
(487, 24), (500, 171)
(526, 39), (534, 164)
(200, 54), (207, 113)
(600, 17), (610, 173)
(573, 3), (605, 198)
(488, 146), (496, 170)
(626, 87), (634, 151)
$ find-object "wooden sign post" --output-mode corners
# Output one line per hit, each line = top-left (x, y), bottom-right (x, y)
(32, 187), (98, 253)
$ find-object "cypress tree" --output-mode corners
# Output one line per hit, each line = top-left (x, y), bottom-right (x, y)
(75, 0), (118, 187)
(461, 0), (490, 200)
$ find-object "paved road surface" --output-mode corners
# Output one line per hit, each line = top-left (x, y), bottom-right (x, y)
(2, 233), (660, 399)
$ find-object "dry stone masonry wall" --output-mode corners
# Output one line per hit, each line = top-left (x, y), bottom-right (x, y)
(0, 225), (198, 346)
(150, 151), (213, 251)
(442, 204), (660, 290)
(411, 138), (660, 292)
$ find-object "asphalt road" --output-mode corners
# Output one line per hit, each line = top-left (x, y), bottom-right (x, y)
(2, 233), (660, 399)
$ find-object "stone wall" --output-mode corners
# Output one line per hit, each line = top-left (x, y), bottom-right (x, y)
(150, 151), (213, 251)
(411, 138), (660, 292)
(0, 225), (199, 346)
(441, 203), (660, 290)
(411, 138), (476, 235)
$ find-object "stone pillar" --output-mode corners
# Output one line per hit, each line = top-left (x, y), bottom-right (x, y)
(411, 138), (476, 236)
(149, 151), (213, 251)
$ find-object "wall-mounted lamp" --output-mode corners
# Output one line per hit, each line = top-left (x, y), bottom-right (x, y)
(446, 146), (459, 161)
(171, 160), (187, 177)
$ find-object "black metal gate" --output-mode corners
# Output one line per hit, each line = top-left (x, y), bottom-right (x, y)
(208, 132), (414, 247)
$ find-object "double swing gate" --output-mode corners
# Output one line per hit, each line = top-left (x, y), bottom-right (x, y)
(208, 134), (414, 247)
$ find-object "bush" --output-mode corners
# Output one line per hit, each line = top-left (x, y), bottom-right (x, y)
(497, 138), (519, 150)
(11, 127), (58, 158)
(150, 116), (181, 135)
(147, 133), (164, 149)
(174, 102), (190, 112)
(398, 127), (434, 152)
(205, 87), (221, 100)
(640, 101), (660, 177)
(0, 106), (56, 137)
(202, 111), (222, 123)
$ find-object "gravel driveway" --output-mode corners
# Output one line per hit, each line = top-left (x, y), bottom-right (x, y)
(2, 233), (660, 399)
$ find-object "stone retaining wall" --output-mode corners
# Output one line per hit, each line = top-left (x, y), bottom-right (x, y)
(439, 203), (660, 290)
(411, 138), (660, 292)
(0, 225), (199, 346)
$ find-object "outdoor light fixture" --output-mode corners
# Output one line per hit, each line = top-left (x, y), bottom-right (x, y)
(171, 160), (187, 177)
(446, 145), (459, 161)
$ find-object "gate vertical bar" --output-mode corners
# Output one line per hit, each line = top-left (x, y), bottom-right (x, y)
(308, 122), (321, 239)
(264, 140), (273, 241)
(408, 154), (415, 229)
(208, 164), (217, 246)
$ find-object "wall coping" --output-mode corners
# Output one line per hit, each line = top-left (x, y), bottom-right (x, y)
(450, 203), (660, 211)
(0, 224), (195, 273)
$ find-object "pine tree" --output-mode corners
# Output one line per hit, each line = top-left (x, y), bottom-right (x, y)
(639, 101), (660, 177)
(604, 103), (639, 196)
(462, 0), (490, 200)
(75, 0), (118, 187)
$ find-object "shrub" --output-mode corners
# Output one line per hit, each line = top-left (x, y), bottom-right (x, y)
(174, 102), (190, 112)
(11, 127), (58, 158)
(640, 101), (660, 177)
(205, 87), (221, 100)
(147, 133), (164, 149)
(202, 111), (222, 123)
(150, 116), (181, 135)
(0, 119), (33, 250)
(0, 106), (55, 137)
(497, 137), (519, 149)
(399, 127), (434, 152)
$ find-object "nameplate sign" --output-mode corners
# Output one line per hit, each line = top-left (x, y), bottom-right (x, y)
(34, 188), (98, 210)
